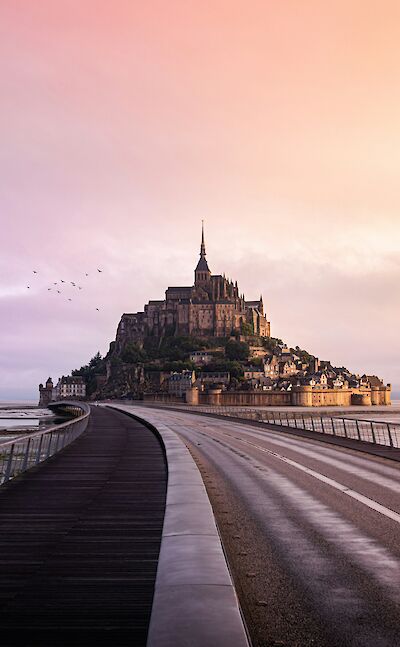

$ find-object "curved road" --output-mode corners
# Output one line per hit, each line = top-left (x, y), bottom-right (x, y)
(134, 406), (400, 647)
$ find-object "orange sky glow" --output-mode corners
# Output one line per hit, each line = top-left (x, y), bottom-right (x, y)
(0, 1), (399, 397)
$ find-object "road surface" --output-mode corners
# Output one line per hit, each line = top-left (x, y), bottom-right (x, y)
(135, 406), (400, 647)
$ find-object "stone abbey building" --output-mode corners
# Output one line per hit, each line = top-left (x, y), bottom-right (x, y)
(115, 225), (271, 350)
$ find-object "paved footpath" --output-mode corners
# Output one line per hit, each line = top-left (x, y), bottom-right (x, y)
(0, 406), (166, 647)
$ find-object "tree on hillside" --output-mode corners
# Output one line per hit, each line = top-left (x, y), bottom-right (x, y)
(291, 345), (315, 364)
(241, 322), (253, 336)
(121, 342), (147, 364)
(157, 360), (196, 372)
(251, 356), (264, 367)
(225, 340), (249, 362)
(71, 352), (106, 396)
(262, 337), (283, 353)
(202, 360), (243, 379)
(72, 352), (105, 378)
(147, 335), (210, 362)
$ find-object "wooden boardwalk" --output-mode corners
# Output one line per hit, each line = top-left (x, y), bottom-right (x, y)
(0, 406), (167, 646)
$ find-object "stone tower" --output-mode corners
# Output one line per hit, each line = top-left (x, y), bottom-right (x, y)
(38, 377), (54, 407)
(194, 221), (211, 287)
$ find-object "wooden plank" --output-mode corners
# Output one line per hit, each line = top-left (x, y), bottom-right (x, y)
(0, 407), (167, 646)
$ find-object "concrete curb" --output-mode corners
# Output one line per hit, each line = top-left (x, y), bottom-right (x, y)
(107, 404), (250, 647)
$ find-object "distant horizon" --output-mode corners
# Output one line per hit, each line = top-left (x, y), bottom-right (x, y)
(2, 389), (400, 404)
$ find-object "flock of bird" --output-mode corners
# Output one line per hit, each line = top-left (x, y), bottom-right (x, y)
(27, 269), (103, 310)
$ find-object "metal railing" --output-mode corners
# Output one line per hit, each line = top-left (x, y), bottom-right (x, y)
(0, 402), (90, 486)
(258, 411), (400, 449)
(138, 401), (400, 449)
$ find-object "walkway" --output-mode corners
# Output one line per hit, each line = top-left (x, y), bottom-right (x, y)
(0, 406), (167, 647)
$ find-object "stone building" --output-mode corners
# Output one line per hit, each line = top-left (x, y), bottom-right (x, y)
(198, 372), (231, 389)
(243, 366), (265, 380)
(38, 377), (54, 407)
(115, 225), (270, 351)
(189, 350), (216, 365)
(53, 376), (86, 400)
(167, 371), (196, 397)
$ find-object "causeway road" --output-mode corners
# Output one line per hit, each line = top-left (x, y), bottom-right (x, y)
(131, 406), (400, 647)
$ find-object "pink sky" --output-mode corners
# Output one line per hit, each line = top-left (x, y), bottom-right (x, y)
(0, 1), (399, 399)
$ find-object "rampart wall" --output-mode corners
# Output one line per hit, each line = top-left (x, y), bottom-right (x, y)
(143, 385), (391, 407)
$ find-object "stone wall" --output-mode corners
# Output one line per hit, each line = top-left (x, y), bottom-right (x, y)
(197, 385), (390, 407)
(143, 385), (391, 407)
(291, 387), (353, 407)
(143, 392), (184, 403)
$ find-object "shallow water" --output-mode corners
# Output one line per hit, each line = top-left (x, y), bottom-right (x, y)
(0, 403), (54, 441)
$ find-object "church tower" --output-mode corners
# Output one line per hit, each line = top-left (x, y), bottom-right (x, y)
(194, 221), (211, 287)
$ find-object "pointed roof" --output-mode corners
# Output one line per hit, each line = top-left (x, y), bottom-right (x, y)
(195, 221), (210, 272)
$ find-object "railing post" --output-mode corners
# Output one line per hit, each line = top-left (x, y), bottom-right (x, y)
(35, 433), (44, 464)
(21, 438), (31, 472)
(343, 419), (348, 438)
(370, 422), (377, 444)
(355, 419), (361, 441)
(387, 423), (394, 448)
(311, 416), (315, 432)
(46, 432), (53, 458)
(3, 444), (15, 483)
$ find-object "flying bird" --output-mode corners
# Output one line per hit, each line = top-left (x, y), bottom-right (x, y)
(71, 282), (76, 286)
(78, 286), (83, 290)
(60, 280), (65, 283)
(27, 286), (30, 289)
(96, 308), (100, 311)
(97, 269), (102, 273)
(85, 273), (89, 277)
(33, 270), (38, 274)
(68, 298), (72, 302)
(48, 288), (51, 291)
(53, 282), (58, 285)
(57, 290), (61, 294)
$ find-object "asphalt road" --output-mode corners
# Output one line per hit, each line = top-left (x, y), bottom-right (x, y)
(136, 407), (400, 647)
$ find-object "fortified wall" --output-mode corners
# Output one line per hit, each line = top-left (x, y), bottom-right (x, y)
(143, 384), (391, 407)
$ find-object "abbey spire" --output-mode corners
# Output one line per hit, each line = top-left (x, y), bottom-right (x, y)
(194, 221), (211, 285)
(200, 219), (206, 258)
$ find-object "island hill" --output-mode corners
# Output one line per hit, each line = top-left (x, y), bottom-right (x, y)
(63, 227), (391, 408)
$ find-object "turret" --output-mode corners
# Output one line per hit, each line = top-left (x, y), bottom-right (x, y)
(259, 295), (264, 315)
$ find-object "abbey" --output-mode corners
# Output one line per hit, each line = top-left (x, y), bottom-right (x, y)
(115, 225), (270, 350)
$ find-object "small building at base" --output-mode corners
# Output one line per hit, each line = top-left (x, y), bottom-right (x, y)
(39, 375), (87, 405)
(38, 378), (54, 407)
(53, 376), (86, 401)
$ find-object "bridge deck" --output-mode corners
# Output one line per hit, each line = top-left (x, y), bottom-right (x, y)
(0, 406), (167, 647)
